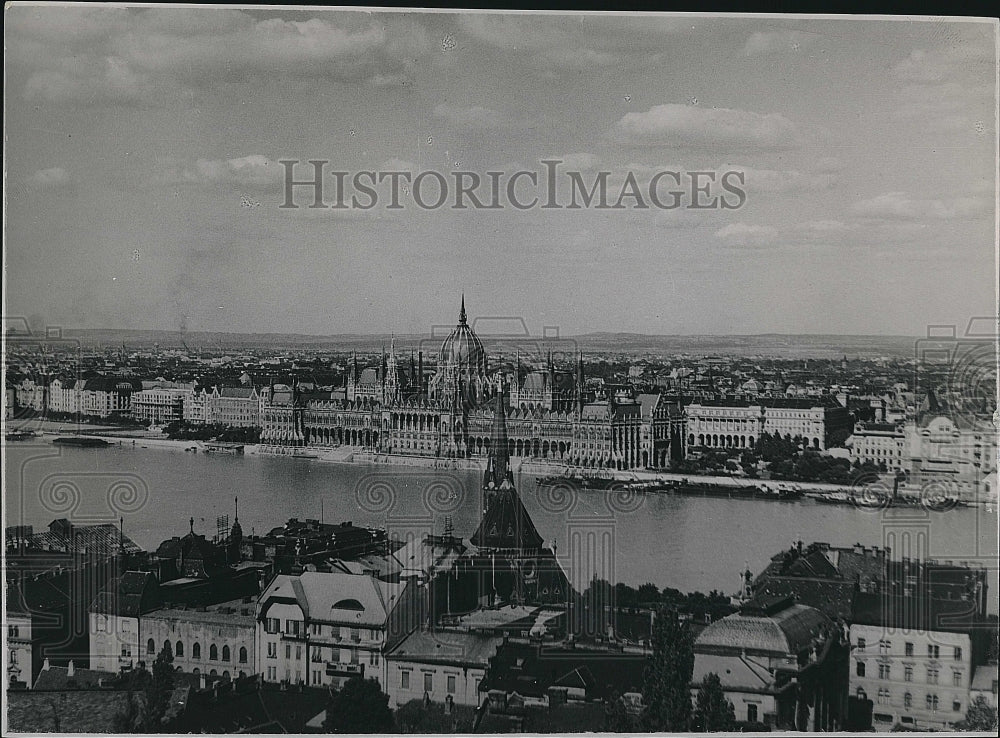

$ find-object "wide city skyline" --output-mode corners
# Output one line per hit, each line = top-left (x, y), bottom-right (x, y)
(4, 7), (997, 337)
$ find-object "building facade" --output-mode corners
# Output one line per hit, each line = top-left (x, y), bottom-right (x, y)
(849, 422), (906, 471)
(257, 297), (674, 470)
(686, 396), (852, 451)
(255, 571), (419, 688)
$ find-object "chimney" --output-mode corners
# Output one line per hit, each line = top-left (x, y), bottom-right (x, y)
(42, 658), (51, 671)
(199, 671), (207, 690)
(67, 660), (75, 677)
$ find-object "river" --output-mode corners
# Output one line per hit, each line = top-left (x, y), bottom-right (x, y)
(5, 442), (997, 612)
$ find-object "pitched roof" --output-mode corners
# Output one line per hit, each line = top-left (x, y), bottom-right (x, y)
(850, 592), (985, 634)
(260, 571), (406, 627)
(696, 602), (832, 656)
(388, 629), (503, 667)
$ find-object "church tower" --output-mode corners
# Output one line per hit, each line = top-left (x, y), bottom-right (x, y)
(384, 335), (401, 404)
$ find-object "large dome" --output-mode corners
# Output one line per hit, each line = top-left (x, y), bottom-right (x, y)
(439, 295), (487, 374)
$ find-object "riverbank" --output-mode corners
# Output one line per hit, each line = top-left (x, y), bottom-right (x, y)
(16, 424), (995, 506)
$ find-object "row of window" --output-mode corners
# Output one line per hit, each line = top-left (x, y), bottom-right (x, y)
(146, 638), (247, 664)
(266, 641), (380, 666)
(400, 670), (462, 695)
(856, 661), (961, 685)
(262, 618), (376, 642)
(861, 688), (960, 712)
(856, 639), (962, 661)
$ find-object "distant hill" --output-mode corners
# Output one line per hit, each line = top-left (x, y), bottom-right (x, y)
(42, 328), (919, 359)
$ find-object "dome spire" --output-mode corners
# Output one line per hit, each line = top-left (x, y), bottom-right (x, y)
(459, 294), (467, 325)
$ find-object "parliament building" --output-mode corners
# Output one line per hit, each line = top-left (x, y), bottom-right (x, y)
(259, 297), (684, 470)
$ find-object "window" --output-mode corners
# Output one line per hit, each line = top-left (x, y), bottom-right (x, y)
(879, 664), (891, 679)
(904, 665), (913, 682)
(351, 628), (361, 643)
(311, 623), (322, 636)
(266, 666), (276, 681)
(447, 675), (456, 694)
(121, 645), (129, 657)
(856, 688), (867, 701)
(222, 646), (231, 662)
(925, 694), (939, 711)
(239, 647), (247, 664)
(424, 673), (433, 693)
(857, 661), (866, 677)
(747, 705), (758, 723)
(147, 639), (156, 655)
(905, 642), (913, 657)
(176, 641), (184, 657)
(8, 626), (19, 638)
(928, 644), (940, 659)
(210, 644), (219, 661)
(927, 668), (939, 684)
(878, 688), (890, 705)
(953, 647), (962, 661)
(952, 672), (961, 687)
(856, 638), (866, 652)
(295, 646), (302, 660)
(192, 643), (201, 660)
(285, 644), (291, 659)
(265, 618), (280, 634)
(313, 670), (321, 685)
(904, 692), (912, 708)
(879, 639), (891, 654)
(267, 642), (277, 658)
(953, 700), (962, 712)
(401, 671), (410, 689)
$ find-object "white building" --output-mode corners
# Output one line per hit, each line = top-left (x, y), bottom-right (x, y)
(969, 663), (998, 708)
(131, 385), (193, 425)
(848, 422), (906, 471)
(385, 629), (502, 708)
(850, 596), (980, 731)
(904, 413), (998, 503)
(6, 593), (38, 689)
(255, 571), (420, 689)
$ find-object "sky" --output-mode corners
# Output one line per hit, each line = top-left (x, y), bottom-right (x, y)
(4, 6), (997, 337)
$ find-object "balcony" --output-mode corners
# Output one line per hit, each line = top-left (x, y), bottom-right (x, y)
(326, 662), (364, 677)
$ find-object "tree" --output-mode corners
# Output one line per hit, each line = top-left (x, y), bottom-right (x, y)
(112, 690), (143, 733)
(692, 673), (735, 732)
(954, 695), (998, 731)
(323, 677), (395, 734)
(605, 692), (640, 732)
(642, 607), (694, 731)
(143, 643), (175, 731)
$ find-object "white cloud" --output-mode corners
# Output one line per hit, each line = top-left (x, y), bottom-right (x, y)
(11, 7), (431, 105)
(742, 30), (817, 56)
(155, 155), (285, 191)
(612, 104), (801, 150)
(432, 104), (513, 130)
(28, 167), (71, 189)
(715, 222), (779, 247)
(851, 192), (990, 221)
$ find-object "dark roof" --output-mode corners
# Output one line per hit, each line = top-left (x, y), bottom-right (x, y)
(470, 488), (544, 551)
(33, 665), (116, 690)
(850, 592), (985, 634)
(91, 571), (160, 616)
(6, 690), (141, 732)
(481, 642), (647, 701)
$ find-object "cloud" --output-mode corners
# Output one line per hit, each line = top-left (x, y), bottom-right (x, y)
(714, 222), (779, 248)
(154, 155), (286, 191)
(551, 153), (602, 170)
(892, 45), (993, 85)
(10, 7), (432, 105)
(851, 191), (990, 221)
(432, 104), (514, 130)
(28, 167), (71, 189)
(612, 104), (801, 150)
(725, 164), (835, 194)
(456, 14), (685, 74)
(742, 30), (817, 56)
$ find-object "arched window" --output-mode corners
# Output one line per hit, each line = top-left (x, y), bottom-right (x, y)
(147, 639), (156, 655)
(192, 642), (201, 660)
(222, 645), (231, 662)
(209, 644), (218, 661)
(176, 641), (184, 657)
(239, 647), (248, 664)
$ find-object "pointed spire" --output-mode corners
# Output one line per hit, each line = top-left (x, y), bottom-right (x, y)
(234, 496), (239, 523)
(483, 378), (512, 490)
(189, 517), (194, 534)
(459, 294), (467, 325)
